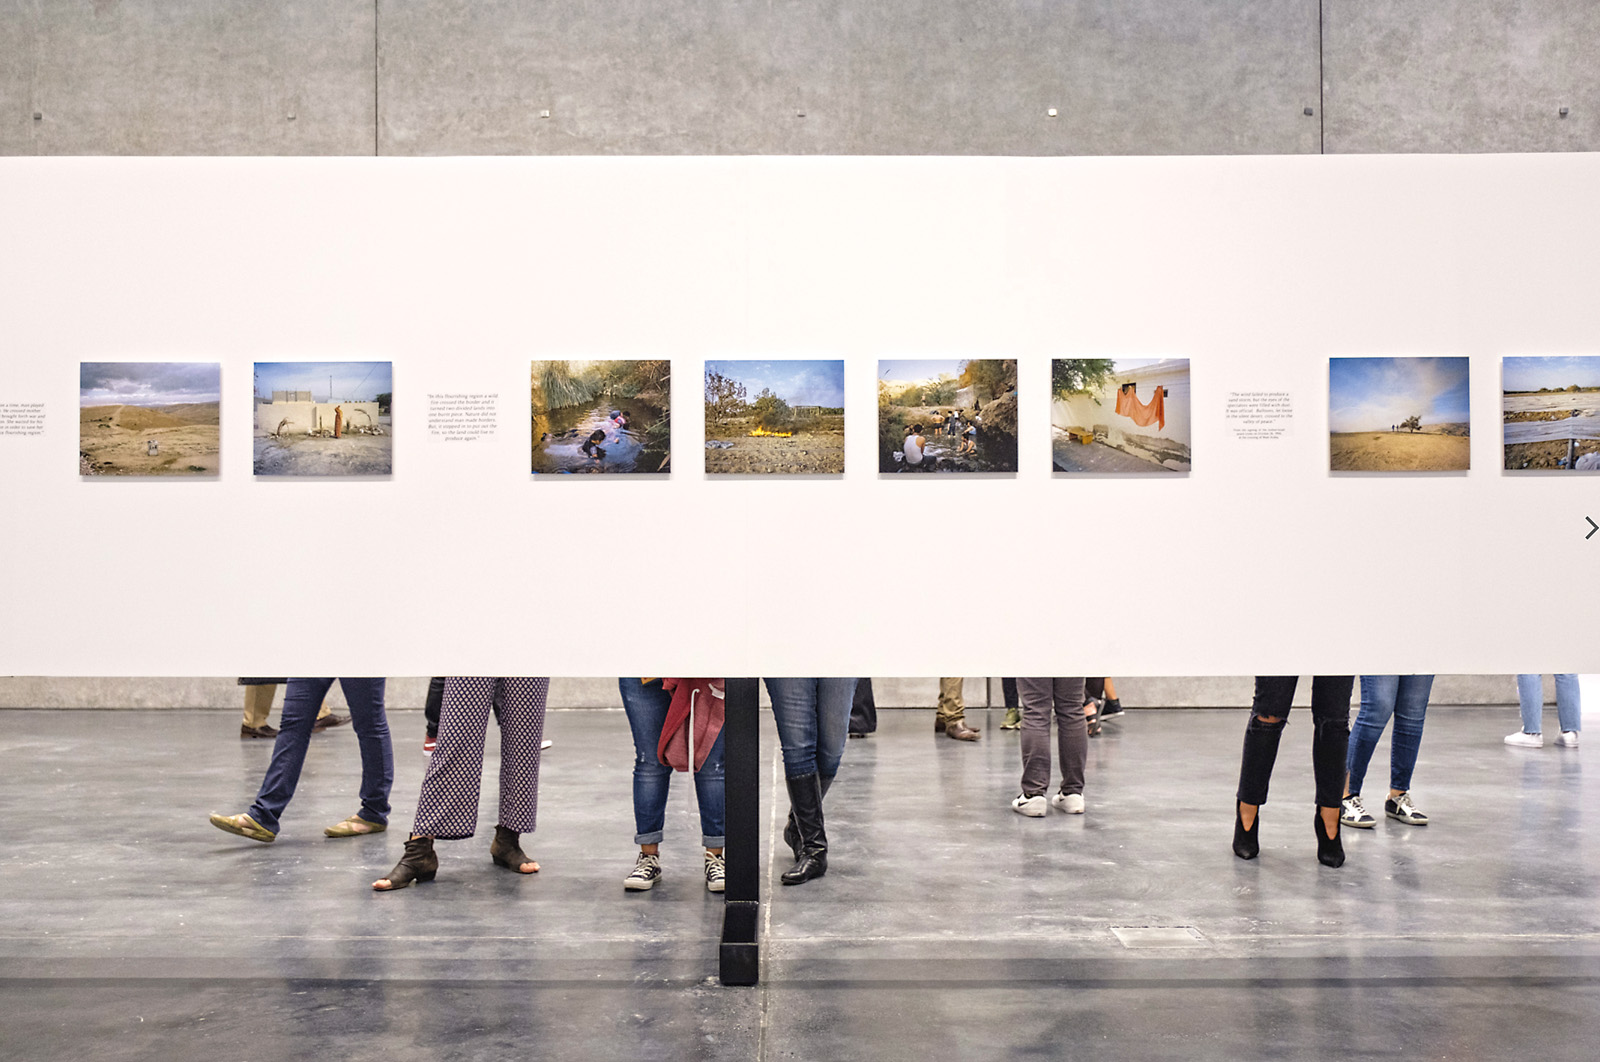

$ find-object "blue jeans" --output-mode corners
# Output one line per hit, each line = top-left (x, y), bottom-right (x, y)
(1518, 674), (1581, 734)
(250, 677), (392, 834)
(765, 678), (858, 780)
(1346, 675), (1432, 796)
(619, 679), (725, 848)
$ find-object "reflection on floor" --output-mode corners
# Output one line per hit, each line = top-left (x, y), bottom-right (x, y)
(3, 707), (1598, 1060)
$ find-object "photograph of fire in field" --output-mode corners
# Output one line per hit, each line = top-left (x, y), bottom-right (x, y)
(703, 360), (845, 474)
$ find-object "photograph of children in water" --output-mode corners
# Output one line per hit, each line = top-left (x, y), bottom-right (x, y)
(878, 359), (1018, 473)
(531, 360), (670, 475)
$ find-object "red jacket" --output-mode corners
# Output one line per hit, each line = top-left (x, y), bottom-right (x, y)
(656, 678), (725, 772)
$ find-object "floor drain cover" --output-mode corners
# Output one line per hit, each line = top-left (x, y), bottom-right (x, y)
(1110, 926), (1208, 949)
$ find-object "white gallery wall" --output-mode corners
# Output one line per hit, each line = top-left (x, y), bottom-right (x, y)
(1, 155), (1597, 677)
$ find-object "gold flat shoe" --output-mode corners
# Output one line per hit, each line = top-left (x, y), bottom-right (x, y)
(325, 815), (387, 838)
(210, 812), (276, 843)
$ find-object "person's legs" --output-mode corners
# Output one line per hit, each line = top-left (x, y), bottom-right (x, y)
(766, 678), (821, 779)
(1387, 675), (1433, 794)
(1517, 674), (1544, 734)
(424, 676), (445, 739)
(248, 678), (334, 834)
(1346, 675), (1399, 797)
(1554, 674), (1581, 734)
(339, 677), (393, 827)
(693, 726), (727, 849)
(242, 683), (277, 728)
(494, 677), (548, 835)
(1309, 676), (1354, 811)
(1237, 676), (1295, 810)
(1016, 678), (1056, 798)
(620, 678), (673, 846)
(937, 677), (965, 726)
(1051, 677), (1088, 796)
(813, 678), (857, 781)
(411, 677), (493, 839)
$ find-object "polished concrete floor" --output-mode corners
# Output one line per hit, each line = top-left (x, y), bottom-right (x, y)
(3, 706), (1599, 1060)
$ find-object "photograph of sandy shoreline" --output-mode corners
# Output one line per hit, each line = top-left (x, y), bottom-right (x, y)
(79, 362), (220, 477)
(1329, 357), (1470, 472)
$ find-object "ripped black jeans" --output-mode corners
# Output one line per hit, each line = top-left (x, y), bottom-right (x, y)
(1236, 676), (1353, 810)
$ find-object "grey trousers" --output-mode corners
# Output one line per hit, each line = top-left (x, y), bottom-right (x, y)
(1018, 677), (1088, 798)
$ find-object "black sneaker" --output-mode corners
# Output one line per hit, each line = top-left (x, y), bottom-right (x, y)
(1099, 698), (1125, 720)
(624, 852), (662, 890)
(1385, 793), (1429, 825)
(704, 852), (726, 893)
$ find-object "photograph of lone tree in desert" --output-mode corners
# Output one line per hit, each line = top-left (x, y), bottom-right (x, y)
(878, 359), (1017, 473)
(703, 360), (844, 474)
(531, 360), (670, 474)
(1051, 358), (1191, 473)
(1503, 356), (1600, 471)
(1329, 357), (1470, 472)
(254, 362), (392, 476)
(79, 362), (220, 476)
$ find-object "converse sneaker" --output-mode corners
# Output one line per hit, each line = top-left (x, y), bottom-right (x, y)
(1049, 791), (1085, 814)
(704, 851), (726, 893)
(1011, 793), (1047, 817)
(1505, 730), (1543, 748)
(1340, 794), (1377, 829)
(1385, 792), (1429, 825)
(623, 852), (662, 890)
(1556, 731), (1580, 748)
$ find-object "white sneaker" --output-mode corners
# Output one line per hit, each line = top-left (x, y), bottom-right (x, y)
(1505, 730), (1544, 748)
(1385, 792), (1429, 825)
(1011, 793), (1047, 817)
(623, 852), (661, 890)
(1049, 792), (1085, 814)
(1341, 794), (1377, 829)
(1557, 731), (1580, 748)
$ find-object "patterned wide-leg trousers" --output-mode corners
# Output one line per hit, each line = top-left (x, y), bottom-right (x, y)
(413, 677), (548, 840)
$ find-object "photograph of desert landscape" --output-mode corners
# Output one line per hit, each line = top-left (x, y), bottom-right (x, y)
(532, 359), (670, 474)
(253, 362), (392, 476)
(1502, 356), (1600, 472)
(79, 362), (221, 476)
(703, 360), (844, 474)
(1328, 357), (1470, 472)
(1051, 358), (1191, 473)
(878, 359), (1017, 473)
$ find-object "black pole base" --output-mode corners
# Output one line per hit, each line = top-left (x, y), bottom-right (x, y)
(719, 899), (760, 985)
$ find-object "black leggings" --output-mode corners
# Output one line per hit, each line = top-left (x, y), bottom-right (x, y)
(1236, 676), (1352, 810)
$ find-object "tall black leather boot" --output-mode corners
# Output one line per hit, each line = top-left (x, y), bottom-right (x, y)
(780, 773), (828, 885)
(784, 773), (832, 861)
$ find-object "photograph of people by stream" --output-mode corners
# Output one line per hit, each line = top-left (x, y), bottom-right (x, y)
(703, 360), (845, 474)
(531, 360), (670, 474)
(878, 359), (1017, 473)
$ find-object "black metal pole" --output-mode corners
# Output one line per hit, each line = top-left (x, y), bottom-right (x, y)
(719, 677), (760, 985)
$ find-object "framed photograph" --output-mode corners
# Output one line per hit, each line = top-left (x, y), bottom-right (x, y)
(1328, 357), (1470, 472)
(1502, 357), (1600, 472)
(1051, 358), (1191, 473)
(704, 360), (845, 474)
(254, 362), (393, 476)
(79, 362), (221, 477)
(532, 360), (671, 475)
(877, 359), (1017, 473)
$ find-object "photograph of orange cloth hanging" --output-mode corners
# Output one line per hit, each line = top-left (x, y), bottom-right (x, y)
(1114, 383), (1165, 430)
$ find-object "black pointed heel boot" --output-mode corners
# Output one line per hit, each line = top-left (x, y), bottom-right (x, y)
(1233, 802), (1260, 860)
(375, 835), (437, 891)
(780, 773), (828, 886)
(1314, 808), (1344, 868)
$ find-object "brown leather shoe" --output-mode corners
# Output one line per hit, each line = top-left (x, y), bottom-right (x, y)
(945, 720), (981, 741)
(240, 724), (278, 739)
(313, 713), (351, 732)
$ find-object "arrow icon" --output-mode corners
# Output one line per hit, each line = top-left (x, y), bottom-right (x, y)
(1588, 517), (1598, 540)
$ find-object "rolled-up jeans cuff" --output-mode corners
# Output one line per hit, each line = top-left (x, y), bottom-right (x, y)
(633, 830), (664, 846)
(702, 835), (725, 849)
